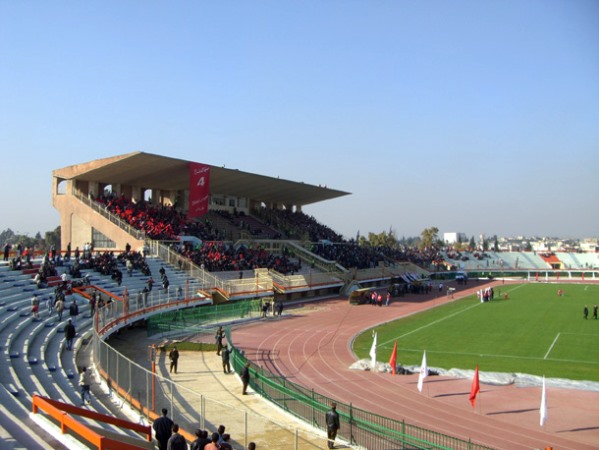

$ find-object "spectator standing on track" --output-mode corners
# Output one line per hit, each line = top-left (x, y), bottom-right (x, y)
(241, 362), (251, 395)
(64, 319), (76, 351)
(326, 402), (340, 449)
(215, 326), (224, 355)
(153, 408), (174, 450)
(169, 346), (179, 374)
(221, 345), (231, 374)
(166, 423), (187, 450)
(275, 300), (284, 316)
(261, 301), (269, 318)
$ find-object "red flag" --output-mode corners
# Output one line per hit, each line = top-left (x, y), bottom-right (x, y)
(469, 365), (480, 408)
(389, 341), (397, 375)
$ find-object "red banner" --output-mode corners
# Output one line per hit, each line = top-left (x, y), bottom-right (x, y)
(189, 162), (210, 219)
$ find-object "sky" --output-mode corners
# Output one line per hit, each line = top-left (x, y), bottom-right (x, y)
(1, 1), (598, 241)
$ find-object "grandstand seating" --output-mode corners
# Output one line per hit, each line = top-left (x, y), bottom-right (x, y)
(575, 252), (599, 269)
(441, 251), (557, 271)
(0, 254), (209, 449)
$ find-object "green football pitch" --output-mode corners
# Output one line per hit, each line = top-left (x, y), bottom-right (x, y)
(353, 283), (599, 381)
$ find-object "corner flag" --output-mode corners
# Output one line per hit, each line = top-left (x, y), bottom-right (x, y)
(417, 351), (428, 392)
(389, 341), (397, 375)
(469, 365), (480, 408)
(540, 376), (548, 427)
(369, 332), (377, 369)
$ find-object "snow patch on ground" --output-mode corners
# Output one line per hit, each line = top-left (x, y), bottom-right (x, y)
(350, 359), (599, 392)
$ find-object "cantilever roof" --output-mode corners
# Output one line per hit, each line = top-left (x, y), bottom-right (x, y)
(53, 151), (350, 207)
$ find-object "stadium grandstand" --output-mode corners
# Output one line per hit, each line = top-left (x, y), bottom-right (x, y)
(1, 152), (597, 449)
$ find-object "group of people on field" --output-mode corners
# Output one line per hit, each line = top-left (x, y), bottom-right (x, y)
(583, 304), (598, 320)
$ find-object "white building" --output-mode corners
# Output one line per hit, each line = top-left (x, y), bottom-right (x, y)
(444, 232), (467, 244)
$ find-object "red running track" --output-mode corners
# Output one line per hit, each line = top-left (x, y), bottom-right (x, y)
(234, 280), (599, 450)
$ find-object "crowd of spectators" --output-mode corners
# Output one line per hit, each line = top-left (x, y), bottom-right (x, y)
(177, 241), (300, 275)
(255, 209), (343, 242)
(94, 193), (225, 241)
(94, 193), (188, 240)
(309, 240), (440, 271)
(89, 192), (444, 273)
(213, 210), (281, 239)
(33, 254), (59, 288)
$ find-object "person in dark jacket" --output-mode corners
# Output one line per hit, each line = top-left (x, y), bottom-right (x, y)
(241, 362), (250, 395)
(169, 346), (180, 374)
(221, 346), (231, 374)
(326, 402), (340, 449)
(64, 319), (76, 351)
(190, 429), (211, 450)
(215, 326), (224, 355)
(166, 423), (187, 450)
(69, 299), (79, 326)
(153, 408), (174, 450)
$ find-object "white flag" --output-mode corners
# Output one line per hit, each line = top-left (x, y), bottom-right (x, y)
(540, 376), (548, 427)
(369, 332), (377, 369)
(417, 351), (428, 392)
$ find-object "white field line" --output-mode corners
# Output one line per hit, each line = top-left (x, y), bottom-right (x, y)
(380, 284), (526, 349)
(379, 303), (480, 348)
(544, 332), (561, 360)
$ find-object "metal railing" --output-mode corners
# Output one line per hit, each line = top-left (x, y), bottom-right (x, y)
(269, 269), (344, 291)
(146, 299), (264, 337)
(92, 324), (319, 449)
